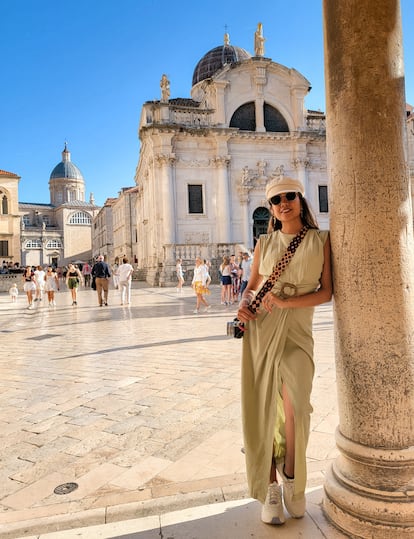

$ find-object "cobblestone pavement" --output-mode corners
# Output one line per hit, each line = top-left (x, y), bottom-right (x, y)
(0, 283), (338, 538)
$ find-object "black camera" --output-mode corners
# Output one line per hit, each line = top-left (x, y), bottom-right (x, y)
(226, 318), (245, 339)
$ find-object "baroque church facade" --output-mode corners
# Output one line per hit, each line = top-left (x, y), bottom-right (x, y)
(134, 25), (329, 285)
(0, 144), (99, 269)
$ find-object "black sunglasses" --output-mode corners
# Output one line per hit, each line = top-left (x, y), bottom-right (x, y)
(268, 192), (298, 206)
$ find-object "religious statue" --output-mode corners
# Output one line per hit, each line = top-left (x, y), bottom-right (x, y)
(254, 22), (265, 57)
(257, 160), (267, 178)
(160, 74), (170, 103)
(241, 165), (251, 185)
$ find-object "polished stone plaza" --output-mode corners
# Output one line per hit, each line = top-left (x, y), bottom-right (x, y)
(0, 282), (344, 538)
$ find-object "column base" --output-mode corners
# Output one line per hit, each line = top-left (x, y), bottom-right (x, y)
(323, 430), (414, 538)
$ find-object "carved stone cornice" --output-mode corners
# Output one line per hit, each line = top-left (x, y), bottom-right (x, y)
(211, 156), (231, 168)
(177, 157), (211, 168)
(292, 158), (310, 169)
(153, 154), (176, 167)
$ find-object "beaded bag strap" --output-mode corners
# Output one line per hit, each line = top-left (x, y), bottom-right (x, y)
(248, 225), (309, 314)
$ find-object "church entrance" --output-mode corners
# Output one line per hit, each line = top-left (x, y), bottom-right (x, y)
(253, 207), (270, 246)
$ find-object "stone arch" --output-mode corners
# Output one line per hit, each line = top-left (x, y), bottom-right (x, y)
(229, 102), (289, 132)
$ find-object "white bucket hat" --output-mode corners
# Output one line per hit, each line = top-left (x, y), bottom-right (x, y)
(265, 176), (304, 200)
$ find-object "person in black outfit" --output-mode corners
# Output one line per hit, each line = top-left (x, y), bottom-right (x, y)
(92, 255), (111, 306)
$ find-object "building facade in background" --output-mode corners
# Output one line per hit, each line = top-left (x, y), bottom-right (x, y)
(134, 27), (329, 285)
(0, 144), (99, 269)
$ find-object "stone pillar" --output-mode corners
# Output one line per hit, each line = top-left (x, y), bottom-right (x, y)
(215, 157), (231, 243)
(323, 1), (414, 537)
(154, 153), (176, 246)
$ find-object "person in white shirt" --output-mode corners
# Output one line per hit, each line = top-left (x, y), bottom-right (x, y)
(34, 265), (46, 302)
(240, 252), (253, 296)
(191, 256), (211, 314)
(118, 257), (134, 305)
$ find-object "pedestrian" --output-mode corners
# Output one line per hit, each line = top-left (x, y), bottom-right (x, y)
(176, 258), (185, 292)
(191, 256), (211, 314)
(45, 266), (59, 306)
(66, 263), (83, 306)
(34, 265), (45, 302)
(112, 262), (120, 289)
(22, 266), (36, 309)
(92, 255), (111, 306)
(9, 283), (19, 302)
(236, 176), (332, 525)
(219, 255), (232, 305)
(239, 252), (253, 296)
(118, 257), (134, 305)
(82, 262), (92, 287)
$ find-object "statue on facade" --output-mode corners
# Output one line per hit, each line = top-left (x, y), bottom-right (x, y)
(257, 160), (267, 178)
(254, 22), (265, 57)
(160, 74), (170, 103)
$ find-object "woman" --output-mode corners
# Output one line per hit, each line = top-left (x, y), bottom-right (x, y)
(237, 176), (332, 525)
(45, 266), (59, 306)
(66, 263), (83, 306)
(22, 266), (36, 309)
(219, 256), (232, 305)
(191, 256), (211, 314)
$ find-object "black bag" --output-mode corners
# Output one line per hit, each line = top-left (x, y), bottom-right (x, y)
(91, 276), (96, 290)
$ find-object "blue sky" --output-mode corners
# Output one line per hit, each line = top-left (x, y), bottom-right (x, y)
(1, 1), (414, 207)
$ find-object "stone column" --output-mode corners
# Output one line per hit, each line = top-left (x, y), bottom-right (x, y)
(323, 1), (414, 537)
(154, 153), (176, 246)
(214, 156), (231, 243)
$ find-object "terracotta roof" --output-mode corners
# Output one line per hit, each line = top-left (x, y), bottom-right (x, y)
(0, 169), (20, 178)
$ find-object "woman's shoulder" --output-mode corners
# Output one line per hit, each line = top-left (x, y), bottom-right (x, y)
(311, 229), (330, 243)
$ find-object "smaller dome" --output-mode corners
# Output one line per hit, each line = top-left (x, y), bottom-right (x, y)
(49, 144), (84, 181)
(192, 43), (251, 86)
(50, 161), (83, 181)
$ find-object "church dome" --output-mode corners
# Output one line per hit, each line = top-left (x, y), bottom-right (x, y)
(192, 34), (251, 86)
(50, 144), (84, 180)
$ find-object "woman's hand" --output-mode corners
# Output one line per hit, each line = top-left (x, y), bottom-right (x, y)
(262, 291), (286, 312)
(236, 298), (257, 323)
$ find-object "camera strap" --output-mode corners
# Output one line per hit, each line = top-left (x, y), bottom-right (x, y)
(247, 225), (309, 314)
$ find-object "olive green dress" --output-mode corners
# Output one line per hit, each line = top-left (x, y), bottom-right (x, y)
(241, 228), (329, 504)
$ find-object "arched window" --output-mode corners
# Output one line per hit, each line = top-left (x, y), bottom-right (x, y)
(252, 207), (270, 246)
(26, 239), (42, 249)
(68, 211), (91, 225)
(264, 103), (289, 132)
(1, 195), (8, 214)
(229, 102), (289, 132)
(46, 239), (62, 249)
(230, 102), (256, 131)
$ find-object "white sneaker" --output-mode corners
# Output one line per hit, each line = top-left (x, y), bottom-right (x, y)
(261, 482), (285, 525)
(193, 309), (199, 314)
(276, 462), (306, 518)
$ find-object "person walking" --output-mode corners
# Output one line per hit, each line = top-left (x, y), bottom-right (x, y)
(118, 257), (134, 305)
(236, 176), (332, 526)
(92, 255), (111, 306)
(66, 263), (83, 306)
(9, 283), (19, 303)
(34, 265), (45, 302)
(191, 256), (211, 314)
(82, 262), (92, 287)
(45, 266), (59, 306)
(22, 266), (36, 309)
(176, 258), (185, 292)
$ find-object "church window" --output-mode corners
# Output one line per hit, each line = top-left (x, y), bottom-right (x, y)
(230, 102), (256, 131)
(22, 214), (30, 226)
(264, 103), (289, 132)
(229, 102), (289, 132)
(55, 192), (63, 204)
(42, 216), (50, 226)
(26, 239), (42, 248)
(318, 185), (329, 213)
(188, 185), (204, 214)
(1, 194), (8, 214)
(46, 239), (62, 249)
(0, 240), (8, 256)
(69, 211), (91, 225)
